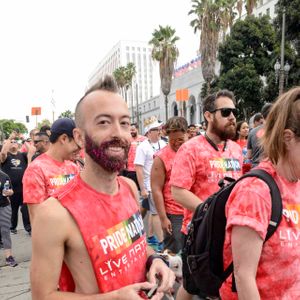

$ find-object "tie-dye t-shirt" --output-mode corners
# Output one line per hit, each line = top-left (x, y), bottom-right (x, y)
(155, 145), (184, 215)
(170, 135), (243, 233)
(220, 161), (300, 299)
(23, 153), (79, 204)
(127, 135), (147, 171)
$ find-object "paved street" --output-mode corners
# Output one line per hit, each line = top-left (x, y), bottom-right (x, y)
(0, 228), (31, 300)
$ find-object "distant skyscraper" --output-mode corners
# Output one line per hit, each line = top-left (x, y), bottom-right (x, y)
(88, 40), (159, 116)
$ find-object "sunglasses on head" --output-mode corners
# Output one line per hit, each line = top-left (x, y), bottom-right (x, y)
(210, 107), (237, 118)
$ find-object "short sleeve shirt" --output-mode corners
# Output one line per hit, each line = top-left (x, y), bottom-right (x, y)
(247, 125), (265, 166)
(170, 135), (243, 233)
(23, 153), (79, 204)
(134, 139), (167, 191)
(220, 161), (300, 299)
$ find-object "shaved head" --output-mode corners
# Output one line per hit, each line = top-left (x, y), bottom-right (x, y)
(75, 75), (119, 128)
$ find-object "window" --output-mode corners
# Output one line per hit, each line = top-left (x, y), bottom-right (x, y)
(260, 0), (263, 5)
(259, 12), (262, 17)
(126, 46), (129, 51)
(266, 8), (270, 16)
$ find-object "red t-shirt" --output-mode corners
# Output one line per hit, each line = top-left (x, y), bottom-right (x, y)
(170, 135), (243, 233)
(155, 146), (184, 215)
(56, 175), (147, 292)
(127, 135), (147, 171)
(23, 153), (79, 204)
(221, 160), (300, 299)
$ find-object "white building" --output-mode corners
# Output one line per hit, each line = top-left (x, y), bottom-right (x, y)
(241, 0), (278, 19)
(88, 40), (159, 119)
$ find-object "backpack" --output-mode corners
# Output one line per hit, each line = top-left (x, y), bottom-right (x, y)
(182, 169), (283, 298)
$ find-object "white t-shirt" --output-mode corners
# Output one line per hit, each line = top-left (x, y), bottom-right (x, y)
(134, 139), (167, 191)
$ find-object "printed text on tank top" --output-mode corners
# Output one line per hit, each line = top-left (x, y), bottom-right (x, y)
(205, 133), (227, 152)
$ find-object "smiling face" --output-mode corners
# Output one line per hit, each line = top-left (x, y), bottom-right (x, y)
(238, 122), (249, 139)
(74, 90), (131, 173)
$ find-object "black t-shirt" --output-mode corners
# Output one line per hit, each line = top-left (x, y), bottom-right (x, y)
(0, 170), (12, 207)
(1, 152), (27, 193)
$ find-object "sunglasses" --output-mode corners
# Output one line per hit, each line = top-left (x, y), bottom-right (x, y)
(33, 140), (43, 144)
(210, 108), (237, 118)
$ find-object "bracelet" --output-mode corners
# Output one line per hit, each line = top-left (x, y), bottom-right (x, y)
(146, 254), (169, 271)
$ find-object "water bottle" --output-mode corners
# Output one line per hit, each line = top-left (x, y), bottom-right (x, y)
(2, 180), (10, 196)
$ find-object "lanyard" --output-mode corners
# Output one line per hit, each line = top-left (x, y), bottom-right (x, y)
(148, 140), (161, 152)
(205, 134), (227, 152)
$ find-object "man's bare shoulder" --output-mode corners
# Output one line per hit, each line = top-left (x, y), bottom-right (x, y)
(33, 197), (72, 233)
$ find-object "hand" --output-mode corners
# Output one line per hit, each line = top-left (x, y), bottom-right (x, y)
(9, 131), (17, 140)
(2, 189), (13, 197)
(148, 258), (175, 294)
(161, 217), (172, 235)
(115, 282), (163, 300)
(141, 189), (149, 199)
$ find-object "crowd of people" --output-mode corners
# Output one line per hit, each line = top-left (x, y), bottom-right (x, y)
(0, 74), (299, 299)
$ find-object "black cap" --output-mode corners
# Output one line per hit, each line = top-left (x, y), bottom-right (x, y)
(49, 118), (76, 143)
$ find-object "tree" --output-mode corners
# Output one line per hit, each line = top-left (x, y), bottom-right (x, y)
(273, 0), (300, 88)
(219, 64), (263, 119)
(218, 15), (276, 118)
(59, 110), (74, 119)
(0, 119), (27, 140)
(113, 63), (136, 104)
(245, 0), (259, 15)
(37, 119), (51, 130)
(149, 25), (179, 121)
(189, 0), (238, 95)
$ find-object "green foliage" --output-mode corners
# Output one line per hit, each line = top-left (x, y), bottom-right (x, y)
(58, 110), (74, 119)
(0, 119), (28, 140)
(219, 15), (276, 76)
(219, 64), (263, 119)
(37, 119), (51, 129)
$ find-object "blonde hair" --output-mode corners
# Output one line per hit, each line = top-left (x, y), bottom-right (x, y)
(261, 87), (300, 164)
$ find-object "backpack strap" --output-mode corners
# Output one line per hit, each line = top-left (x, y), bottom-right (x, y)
(222, 169), (283, 282)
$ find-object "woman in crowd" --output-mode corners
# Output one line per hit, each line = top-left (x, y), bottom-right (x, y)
(220, 87), (300, 299)
(235, 121), (249, 158)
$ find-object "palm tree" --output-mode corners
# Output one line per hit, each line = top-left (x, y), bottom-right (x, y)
(113, 66), (127, 101)
(149, 25), (179, 121)
(125, 62), (136, 120)
(245, 0), (258, 15)
(189, 0), (236, 95)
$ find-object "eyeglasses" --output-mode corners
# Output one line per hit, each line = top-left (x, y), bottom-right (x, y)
(210, 108), (237, 118)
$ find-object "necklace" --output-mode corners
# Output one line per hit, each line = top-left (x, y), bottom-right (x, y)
(148, 140), (161, 152)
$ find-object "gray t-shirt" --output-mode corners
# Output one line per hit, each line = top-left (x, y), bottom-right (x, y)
(247, 125), (265, 167)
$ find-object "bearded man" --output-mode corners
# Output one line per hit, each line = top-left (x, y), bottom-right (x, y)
(170, 90), (243, 300)
(30, 75), (175, 300)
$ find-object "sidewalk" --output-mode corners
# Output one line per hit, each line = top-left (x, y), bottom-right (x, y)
(0, 228), (32, 300)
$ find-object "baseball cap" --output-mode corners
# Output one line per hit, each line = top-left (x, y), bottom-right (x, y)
(49, 118), (76, 143)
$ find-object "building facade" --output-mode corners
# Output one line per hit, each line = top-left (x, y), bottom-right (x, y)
(88, 40), (159, 115)
(241, 0), (278, 19)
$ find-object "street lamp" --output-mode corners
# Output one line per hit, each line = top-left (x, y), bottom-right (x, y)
(274, 9), (291, 95)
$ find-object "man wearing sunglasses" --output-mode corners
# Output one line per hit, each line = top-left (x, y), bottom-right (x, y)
(170, 90), (243, 299)
(31, 132), (50, 161)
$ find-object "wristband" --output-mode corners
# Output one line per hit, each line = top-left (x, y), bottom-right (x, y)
(146, 254), (169, 271)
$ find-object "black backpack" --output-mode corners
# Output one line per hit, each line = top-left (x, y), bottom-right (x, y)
(182, 169), (282, 298)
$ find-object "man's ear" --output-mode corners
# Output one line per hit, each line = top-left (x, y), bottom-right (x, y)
(203, 111), (211, 124)
(73, 128), (84, 149)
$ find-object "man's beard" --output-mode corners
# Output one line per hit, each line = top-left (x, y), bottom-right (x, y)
(211, 118), (236, 141)
(131, 132), (137, 138)
(84, 134), (130, 173)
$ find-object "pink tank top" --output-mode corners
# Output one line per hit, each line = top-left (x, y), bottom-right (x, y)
(155, 146), (184, 215)
(54, 175), (147, 293)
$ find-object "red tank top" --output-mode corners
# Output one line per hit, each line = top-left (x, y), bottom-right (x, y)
(54, 175), (147, 293)
(155, 146), (184, 215)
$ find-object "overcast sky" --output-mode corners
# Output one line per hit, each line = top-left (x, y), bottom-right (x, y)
(0, 0), (199, 130)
